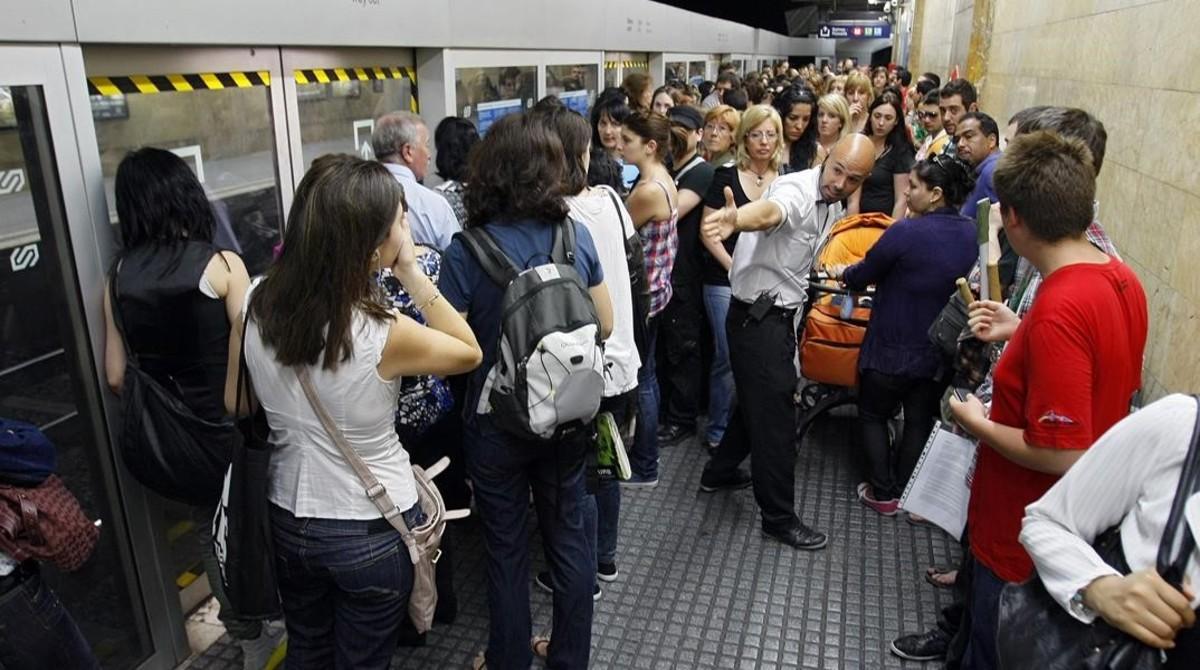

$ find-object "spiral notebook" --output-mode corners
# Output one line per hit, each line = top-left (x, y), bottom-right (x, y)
(899, 421), (977, 539)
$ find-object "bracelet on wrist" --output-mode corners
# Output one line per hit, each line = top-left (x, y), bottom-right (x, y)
(417, 291), (442, 311)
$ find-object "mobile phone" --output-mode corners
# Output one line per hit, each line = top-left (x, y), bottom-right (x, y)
(952, 388), (969, 403)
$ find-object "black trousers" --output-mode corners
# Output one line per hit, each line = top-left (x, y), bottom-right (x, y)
(704, 299), (802, 532)
(856, 369), (945, 500)
(656, 282), (705, 429)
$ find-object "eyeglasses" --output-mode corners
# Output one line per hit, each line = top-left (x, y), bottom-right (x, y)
(919, 111), (940, 119)
(747, 131), (779, 142)
(703, 124), (731, 135)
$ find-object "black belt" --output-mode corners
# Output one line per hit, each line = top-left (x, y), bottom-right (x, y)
(730, 298), (797, 318)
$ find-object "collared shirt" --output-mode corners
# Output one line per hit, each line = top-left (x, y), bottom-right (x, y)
(1020, 394), (1200, 623)
(729, 167), (841, 310)
(960, 150), (1002, 218)
(383, 163), (461, 251)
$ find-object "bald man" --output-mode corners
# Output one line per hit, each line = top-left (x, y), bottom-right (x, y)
(698, 135), (875, 550)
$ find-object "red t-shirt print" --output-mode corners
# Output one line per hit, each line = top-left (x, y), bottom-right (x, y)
(968, 257), (1148, 583)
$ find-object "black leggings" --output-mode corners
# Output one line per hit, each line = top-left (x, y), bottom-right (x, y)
(856, 369), (944, 500)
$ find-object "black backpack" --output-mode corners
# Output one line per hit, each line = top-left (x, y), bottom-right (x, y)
(109, 268), (234, 504)
(457, 220), (606, 442)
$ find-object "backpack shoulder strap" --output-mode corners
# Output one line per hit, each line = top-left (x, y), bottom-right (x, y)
(455, 228), (520, 287)
(551, 219), (578, 266)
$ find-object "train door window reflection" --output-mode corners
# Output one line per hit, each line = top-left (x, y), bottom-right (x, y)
(546, 64), (598, 116)
(454, 65), (535, 134)
(89, 73), (282, 276)
(1, 84), (153, 670)
(295, 67), (414, 169)
(689, 61), (706, 86)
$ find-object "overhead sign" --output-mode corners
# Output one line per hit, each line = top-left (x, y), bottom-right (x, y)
(817, 24), (892, 39)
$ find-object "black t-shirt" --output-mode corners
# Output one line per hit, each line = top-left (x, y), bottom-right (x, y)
(670, 155), (716, 288)
(701, 164), (747, 286)
(859, 142), (916, 216)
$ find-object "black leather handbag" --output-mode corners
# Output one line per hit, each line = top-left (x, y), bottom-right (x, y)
(995, 396), (1200, 670)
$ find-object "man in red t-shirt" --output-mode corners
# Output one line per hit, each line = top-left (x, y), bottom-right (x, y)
(948, 131), (1148, 670)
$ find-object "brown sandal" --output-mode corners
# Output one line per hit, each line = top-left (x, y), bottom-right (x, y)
(531, 636), (551, 659)
(924, 565), (958, 589)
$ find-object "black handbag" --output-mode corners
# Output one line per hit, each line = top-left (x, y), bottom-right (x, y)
(210, 321), (281, 619)
(604, 188), (651, 345)
(110, 269), (233, 505)
(996, 396), (1200, 670)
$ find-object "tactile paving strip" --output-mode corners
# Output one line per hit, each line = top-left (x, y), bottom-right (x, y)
(183, 412), (961, 669)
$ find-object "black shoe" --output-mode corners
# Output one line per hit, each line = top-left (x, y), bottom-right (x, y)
(699, 467), (752, 492)
(535, 571), (601, 601)
(762, 523), (828, 550)
(656, 423), (695, 446)
(889, 628), (949, 661)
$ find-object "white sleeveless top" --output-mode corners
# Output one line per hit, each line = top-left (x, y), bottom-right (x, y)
(242, 281), (417, 519)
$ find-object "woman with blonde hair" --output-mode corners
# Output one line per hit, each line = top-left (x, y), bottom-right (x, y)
(844, 70), (875, 134)
(828, 74), (847, 96)
(816, 93), (851, 155)
(701, 104), (741, 166)
(697, 104), (783, 451)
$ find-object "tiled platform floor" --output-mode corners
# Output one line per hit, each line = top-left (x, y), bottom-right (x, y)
(184, 411), (961, 669)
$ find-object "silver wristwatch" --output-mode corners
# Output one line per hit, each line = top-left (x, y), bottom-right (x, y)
(1069, 588), (1096, 619)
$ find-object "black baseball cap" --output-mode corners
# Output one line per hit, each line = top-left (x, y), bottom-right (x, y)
(667, 105), (704, 130)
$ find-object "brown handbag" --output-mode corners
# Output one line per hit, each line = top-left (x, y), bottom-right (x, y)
(296, 369), (468, 634)
(0, 475), (99, 572)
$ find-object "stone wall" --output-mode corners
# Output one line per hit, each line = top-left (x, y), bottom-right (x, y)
(908, 0), (1200, 400)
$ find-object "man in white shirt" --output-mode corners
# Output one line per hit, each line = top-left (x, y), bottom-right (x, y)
(372, 112), (462, 251)
(697, 134), (875, 550)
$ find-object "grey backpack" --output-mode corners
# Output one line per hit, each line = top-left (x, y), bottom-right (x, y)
(458, 220), (605, 442)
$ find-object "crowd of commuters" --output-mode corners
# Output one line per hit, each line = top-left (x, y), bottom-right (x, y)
(5, 55), (1182, 670)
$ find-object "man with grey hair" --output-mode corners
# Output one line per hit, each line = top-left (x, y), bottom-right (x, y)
(372, 111), (460, 251)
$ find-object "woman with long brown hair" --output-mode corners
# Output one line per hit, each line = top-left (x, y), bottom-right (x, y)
(235, 154), (481, 669)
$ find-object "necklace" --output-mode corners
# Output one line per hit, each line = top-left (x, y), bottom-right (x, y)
(745, 165), (770, 187)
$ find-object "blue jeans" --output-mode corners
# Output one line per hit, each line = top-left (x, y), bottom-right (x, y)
(0, 564), (99, 670)
(464, 416), (593, 670)
(702, 284), (736, 445)
(631, 315), (661, 479)
(270, 504), (420, 670)
(583, 391), (635, 568)
(962, 558), (1005, 670)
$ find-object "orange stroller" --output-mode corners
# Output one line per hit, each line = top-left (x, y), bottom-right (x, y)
(795, 212), (894, 444)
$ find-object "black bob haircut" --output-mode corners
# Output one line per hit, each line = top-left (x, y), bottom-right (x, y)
(115, 147), (215, 250)
(434, 116), (480, 182)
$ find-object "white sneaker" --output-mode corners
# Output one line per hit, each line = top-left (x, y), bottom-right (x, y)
(239, 620), (286, 670)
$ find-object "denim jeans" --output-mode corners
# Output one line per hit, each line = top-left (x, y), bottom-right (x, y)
(0, 564), (100, 670)
(464, 416), (593, 670)
(583, 391), (635, 568)
(270, 504), (421, 670)
(702, 284), (735, 445)
(631, 315), (661, 479)
(962, 558), (1005, 670)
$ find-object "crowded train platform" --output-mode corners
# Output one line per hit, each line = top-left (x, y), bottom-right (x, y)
(1, 1), (1198, 669)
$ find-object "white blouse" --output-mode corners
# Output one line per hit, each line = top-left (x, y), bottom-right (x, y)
(1020, 393), (1200, 623)
(243, 282), (417, 520)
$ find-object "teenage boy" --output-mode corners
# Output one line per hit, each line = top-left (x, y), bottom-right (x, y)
(948, 131), (1148, 670)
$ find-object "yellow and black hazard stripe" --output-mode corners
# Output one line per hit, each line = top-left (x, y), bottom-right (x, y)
(604, 61), (648, 70)
(294, 66), (418, 112)
(87, 71), (270, 96)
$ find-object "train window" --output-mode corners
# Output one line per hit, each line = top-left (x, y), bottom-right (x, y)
(689, 61), (707, 85)
(545, 64), (598, 116)
(1, 84), (153, 669)
(88, 71), (282, 276)
(666, 61), (687, 86)
(454, 65), (536, 135)
(294, 67), (415, 168)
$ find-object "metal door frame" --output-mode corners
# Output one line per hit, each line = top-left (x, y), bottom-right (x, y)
(0, 43), (182, 669)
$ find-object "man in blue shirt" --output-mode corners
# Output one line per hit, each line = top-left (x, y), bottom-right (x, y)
(371, 112), (461, 251)
(956, 111), (1002, 218)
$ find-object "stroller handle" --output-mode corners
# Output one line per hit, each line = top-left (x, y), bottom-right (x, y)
(808, 271), (875, 299)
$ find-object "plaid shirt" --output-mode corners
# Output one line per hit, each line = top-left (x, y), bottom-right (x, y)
(640, 209), (679, 317)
